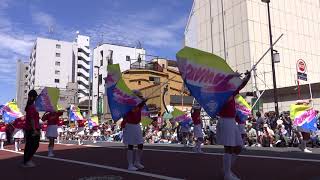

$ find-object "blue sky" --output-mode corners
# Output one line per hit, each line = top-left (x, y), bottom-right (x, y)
(0, 0), (193, 104)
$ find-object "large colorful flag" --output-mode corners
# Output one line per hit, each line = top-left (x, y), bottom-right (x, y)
(235, 95), (252, 123)
(1, 101), (23, 123)
(69, 105), (83, 121)
(290, 104), (318, 132)
(105, 64), (143, 121)
(171, 108), (189, 122)
(35, 87), (60, 112)
(88, 116), (99, 128)
(176, 47), (243, 118)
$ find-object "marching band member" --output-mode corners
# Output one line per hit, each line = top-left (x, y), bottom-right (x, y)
(12, 116), (25, 152)
(191, 104), (204, 153)
(121, 90), (148, 171)
(217, 71), (251, 180)
(57, 118), (64, 144)
(0, 120), (7, 150)
(42, 111), (63, 157)
(76, 119), (86, 145)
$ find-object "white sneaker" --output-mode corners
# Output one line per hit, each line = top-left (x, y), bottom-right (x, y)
(270, 144), (273, 148)
(303, 148), (312, 153)
(134, 162), (144, 169)
(128, 165), (138, 171)
(257, 144), (261, 147)
(15, 149), (19, 152)
(48, 152), (55, 157)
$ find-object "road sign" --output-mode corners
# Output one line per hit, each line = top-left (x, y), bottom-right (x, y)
(297, 72), (307, 81)
(296, 59), (306, 73)
(297, 59), (307, 81)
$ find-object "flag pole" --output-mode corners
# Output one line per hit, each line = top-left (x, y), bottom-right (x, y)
(145, 76), (177, 99)
(249, 34), (284, 73)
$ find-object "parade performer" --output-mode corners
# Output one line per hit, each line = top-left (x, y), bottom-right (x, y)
(12, 116), (25, 152)
(57, 118), (64, 144)
(42, 111), (63, 157)
(76, 119), (86, 145)
(92, 125), (100, 143)
(291, 100), (315, 153)
(40, 122), (47, 141)
(121, 90), (148, 171)
(22, 90), (40, 168)
(0, 120), (7, 150)
(217, 71), (251, 180)
(191, 104), (204, 153)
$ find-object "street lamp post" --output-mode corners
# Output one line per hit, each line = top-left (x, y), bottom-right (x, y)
(262, 0), (279, 117)
(94, 65), (101, 121)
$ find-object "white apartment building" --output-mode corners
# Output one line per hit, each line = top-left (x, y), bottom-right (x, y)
(92, 43), (145, 115)
(16, 60), (29, 110)
(185, 0), (320, 112)
(24, 34), (91, 111)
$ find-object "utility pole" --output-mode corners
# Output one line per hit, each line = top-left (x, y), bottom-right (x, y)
(262, 0), (279, 117)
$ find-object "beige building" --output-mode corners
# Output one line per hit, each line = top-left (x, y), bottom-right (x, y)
(185, 0), (320, 112)
(102, 58), (192, 120)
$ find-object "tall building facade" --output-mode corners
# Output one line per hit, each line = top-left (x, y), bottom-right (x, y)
(92, 43), (145, 115)
(24, 34), (91, 112)
(16, 60), (29, 110)
(75, 34), (90, 103)
(185, 0), (320, 111)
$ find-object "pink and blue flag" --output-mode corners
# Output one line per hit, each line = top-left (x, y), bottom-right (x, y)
(176, 47), (243, 118)
(290, 104), (318, 132)
(69, 105), (83, 121)
(235, 95), (252, 123)
(35, 87), (60, 112)
(105, 64), (143, 121)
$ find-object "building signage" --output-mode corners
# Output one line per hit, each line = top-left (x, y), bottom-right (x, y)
(297, 59), (307, 81)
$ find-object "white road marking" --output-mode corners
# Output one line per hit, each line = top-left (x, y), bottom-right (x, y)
(43, 142), (320, 163)
(1, 149), (184, 180)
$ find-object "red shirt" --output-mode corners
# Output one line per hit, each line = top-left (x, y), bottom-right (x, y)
(77, 120), (85, 127)
(41, 123), (48, 131)
(219, 97), (236, 118)
(191, 109), (201, 125)
(42, 112), (63, 125)
(25, 104), (40, 130)
(13, 117), (26, 129)
(58, 119), (64, 126)
(122, 103), (144, 125)
(0, 123), (6, 132)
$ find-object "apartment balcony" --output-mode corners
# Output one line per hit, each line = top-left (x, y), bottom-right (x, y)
(130, 61), (164, 72)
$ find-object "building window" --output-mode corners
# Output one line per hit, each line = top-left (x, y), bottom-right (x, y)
(56, 44), (61, 49)
(149, 76), (160, 84)
(126, 56), (131, 61)
(56, 53), (61, 57)
(100, 50), (103, 66)
(138, 81), (141, 85)
(55, 70), (60, 75)
(55, 61), (60, 66)
(98, 74), (102, 85)
(108, 50), (113, 65)
(54, 79), (60, 83)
